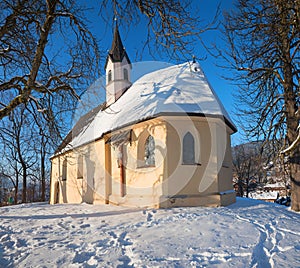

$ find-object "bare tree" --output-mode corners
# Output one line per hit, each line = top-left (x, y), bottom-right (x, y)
(27, 101), (54, 202)
(0, 0), (101, 203)
(232, 142), (266, 197)
(1, 105), (40, 202)
(0, 170), (16, 205)
(0, 0), (100, 120)
(223, 0), (300, 211)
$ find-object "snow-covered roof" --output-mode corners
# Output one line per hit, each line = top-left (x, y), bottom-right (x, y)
(264, 182), (286, 189)
(57, 61), (236, 154)
(249, 191), (278, 200)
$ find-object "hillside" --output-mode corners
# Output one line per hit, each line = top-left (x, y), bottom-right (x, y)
(0, 198), (299, 267)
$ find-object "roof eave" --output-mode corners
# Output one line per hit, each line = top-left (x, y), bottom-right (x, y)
(51, 112), (236, 159)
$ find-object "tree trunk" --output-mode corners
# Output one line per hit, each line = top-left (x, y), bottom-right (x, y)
(285, 80), (300, 211)
(283, 58), (299, 211)
(14, 169), (19, 205)
(22, 166), (27, 203)
(246, 176), (249, 198)
(41, 151), (45, 201)
(279, 1), (300, 211)
(290, 150), (300, 211)
(40, 134), (45, 201)
(238, 177), (244, 197)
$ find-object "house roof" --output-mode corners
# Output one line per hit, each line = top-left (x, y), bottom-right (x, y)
(104, 24), (131, 70)
(55, 61), (237, 155)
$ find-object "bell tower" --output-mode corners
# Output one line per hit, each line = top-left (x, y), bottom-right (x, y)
(104, 24), (132, 106)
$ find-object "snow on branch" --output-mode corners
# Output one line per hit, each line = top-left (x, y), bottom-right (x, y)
(281, 124), (300, 155)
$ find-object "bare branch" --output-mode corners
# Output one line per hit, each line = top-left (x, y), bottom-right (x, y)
(281, 125), (300, 155)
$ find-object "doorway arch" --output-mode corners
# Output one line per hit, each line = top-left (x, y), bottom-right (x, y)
(54, 181), (60, 204)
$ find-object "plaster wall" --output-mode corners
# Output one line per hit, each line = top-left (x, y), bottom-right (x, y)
(108, 119), (165, 207)
(50, 139), (107, 205)
(160, 116), (235, 207)
(50, 153), (83, 204)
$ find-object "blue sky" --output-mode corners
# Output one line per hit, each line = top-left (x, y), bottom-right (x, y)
(79, 0), (243, 145)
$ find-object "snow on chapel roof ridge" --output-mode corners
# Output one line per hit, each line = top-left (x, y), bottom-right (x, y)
(59, 61), (236, 152)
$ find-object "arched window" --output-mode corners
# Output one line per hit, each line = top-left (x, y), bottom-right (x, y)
(77, 155), (83, 179)
(108, 70), (112, 82)
(182, 132), (195, 164)
(62, 159), (67, 181)
(144, 135), (155, 166)
(123, 68), (128, 80)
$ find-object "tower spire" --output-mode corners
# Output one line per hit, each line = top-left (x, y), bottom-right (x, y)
(104, 23), (132, 106)
(104, 23), (131, 69)
(113, 10), (118, 27)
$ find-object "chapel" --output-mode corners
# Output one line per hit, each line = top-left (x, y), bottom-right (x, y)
(49, 25), (237, 208)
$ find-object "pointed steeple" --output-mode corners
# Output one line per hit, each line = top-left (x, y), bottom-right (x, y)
(105, 23), (132, 107)
(111, 24), (130, 63)
(105, 24), (131, 69)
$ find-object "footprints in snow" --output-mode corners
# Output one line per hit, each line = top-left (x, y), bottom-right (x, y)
(143, 209), (157, 224)
(234, 214), (291, 268)
(105, 209), (158, 267)
(0, 226), (29, 266)
(0, 208), (158, 267)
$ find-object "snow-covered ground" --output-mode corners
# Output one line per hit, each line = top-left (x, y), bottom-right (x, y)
(0, 198), (299, 267)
